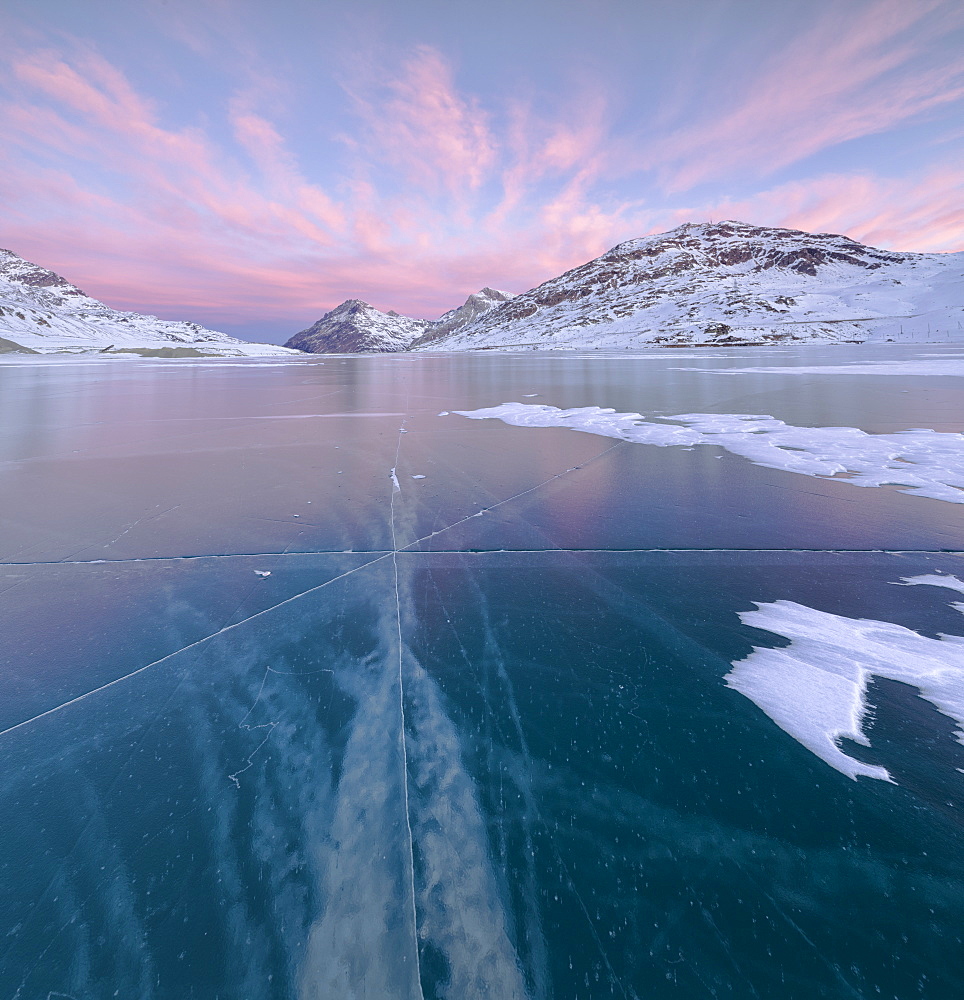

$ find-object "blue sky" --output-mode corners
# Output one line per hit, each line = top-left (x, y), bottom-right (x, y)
(2, 0), (962, 341)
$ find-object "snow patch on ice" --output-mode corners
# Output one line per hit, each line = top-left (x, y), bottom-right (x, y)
(726, 598), (964, 782)
(677, 360), (964, 377)
(898, 574), (964, 597)
(453, 403), (964, 503)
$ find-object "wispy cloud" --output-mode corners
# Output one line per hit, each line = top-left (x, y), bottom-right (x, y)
(3, 40), (632, 324)
(648, 0), (964, 190)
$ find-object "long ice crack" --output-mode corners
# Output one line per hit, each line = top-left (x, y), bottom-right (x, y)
(388, 418), (426, 999)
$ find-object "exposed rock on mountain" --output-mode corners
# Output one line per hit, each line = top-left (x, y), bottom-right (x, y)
(0, 249), (295, 356)
(285, 299), (430, 354)
(419, 222), (963, 350)
(286, 288), (516, 354)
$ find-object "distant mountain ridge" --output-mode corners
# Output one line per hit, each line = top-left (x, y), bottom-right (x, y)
(285, 299), (431, 354)
(0, 249), (294, 356)
(285, 287), (515, 353)
(427, 221), (963, 350)
(286, 221), (963, 353)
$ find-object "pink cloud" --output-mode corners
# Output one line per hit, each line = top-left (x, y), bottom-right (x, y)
(485, 88), (613, 232)
(14, 49), (155, 133)
(344, 45), (497, 201)
(228, 101), (344, 234)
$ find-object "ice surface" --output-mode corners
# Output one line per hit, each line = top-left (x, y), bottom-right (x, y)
(4, 351), (964, 999)
(726, 594), (964, 782)
(454, 403), (964, 503)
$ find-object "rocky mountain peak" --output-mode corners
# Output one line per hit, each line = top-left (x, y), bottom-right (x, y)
(285, 299), (430, 354)
(408, 287), (516, 348)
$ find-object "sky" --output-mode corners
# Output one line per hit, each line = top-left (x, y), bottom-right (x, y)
(2, 0), (963, 343)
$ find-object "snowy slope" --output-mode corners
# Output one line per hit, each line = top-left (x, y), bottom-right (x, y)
(417, 222), (964, 351)
(286, 288), (516, 354)
(0, 249), (296, 357)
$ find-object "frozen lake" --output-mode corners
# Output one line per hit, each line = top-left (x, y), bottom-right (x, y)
(1, 344), (963, 999)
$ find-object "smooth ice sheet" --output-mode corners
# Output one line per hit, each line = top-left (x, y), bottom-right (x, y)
(4, 350), (964, 999)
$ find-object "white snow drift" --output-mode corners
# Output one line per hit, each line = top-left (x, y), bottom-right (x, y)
(725, 578), (964, 783)
(678, 359), (964, 377)
(453, 403), (964, 504)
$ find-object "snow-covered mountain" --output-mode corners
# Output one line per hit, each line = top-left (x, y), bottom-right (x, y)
(286, 287), (516, 354)
(285, 299), (430, 353)
(0, 249), (295, 357)
(415, 222), (962, 351)
(13, 223), (960, 358)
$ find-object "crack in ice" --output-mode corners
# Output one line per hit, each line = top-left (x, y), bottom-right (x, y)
(3, 546), (961, 568)
(227, 669), (279, 788)
(389, 417), (426, 999)
(0, 556), (388, 740)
